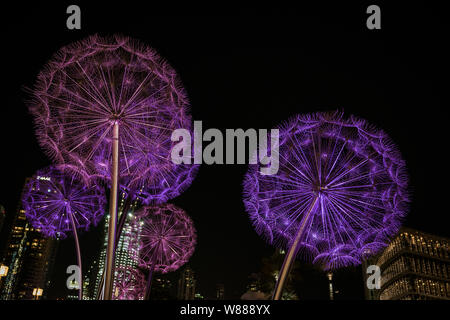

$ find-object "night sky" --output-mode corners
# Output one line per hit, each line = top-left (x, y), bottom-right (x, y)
(0, 3), (448, 300)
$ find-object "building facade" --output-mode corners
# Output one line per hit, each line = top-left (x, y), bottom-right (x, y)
(216, 283), (225, 300)
(364, 228), (449, 300)
(82, 258), (100, 299)
(177, 266), (196, 300)
(0, 179), (59, 300)
(151, 277), (174, 300)
(84, 192), (142, 300)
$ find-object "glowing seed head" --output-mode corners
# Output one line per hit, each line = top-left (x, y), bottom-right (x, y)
(243, 111), (410, 270)
(112, 266), (146, 300)
(131, 203), (196, 274)
(29, 34), (198, 202)
(22, 165), (106, 238)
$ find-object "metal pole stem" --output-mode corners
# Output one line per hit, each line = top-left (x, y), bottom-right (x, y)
(68, 209), (83, 300)
(103, 121), (119, 300)
(272, 197), (318, 300)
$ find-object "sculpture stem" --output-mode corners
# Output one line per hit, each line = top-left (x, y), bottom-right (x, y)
(68, 209), (83, 300)
(272, 196), (318, 300)
(104, 121), (120, 300)
(144, 263), (155, 300)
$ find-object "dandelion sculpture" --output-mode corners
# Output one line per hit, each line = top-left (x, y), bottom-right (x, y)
(112, 266), (146, 300)
(21, 166), (106, 300)
(132, 204), (196, 299)
(28, 34), (194, 299)
(94, 129), (198, 205)
(243, 111), (409, 300)
(94, 135), (198, 299)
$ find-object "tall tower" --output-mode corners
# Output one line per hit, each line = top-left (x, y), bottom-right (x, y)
(363, 227), (449, 300)
(85, 192), (142, 300)
(0, 178), (59, 300)
(177, 266), (196, 300)
(82, 258), (100, 300)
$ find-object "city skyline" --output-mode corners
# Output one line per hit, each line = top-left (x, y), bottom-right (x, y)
(1, 190), (448, 300)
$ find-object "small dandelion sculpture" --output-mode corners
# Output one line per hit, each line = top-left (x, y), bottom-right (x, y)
(22, 165), (106, 300)
(112, 266), (146, 300)
(243, 111), (409, 300)
(132, 203), (196, 299)
(28, 34), (194, 299)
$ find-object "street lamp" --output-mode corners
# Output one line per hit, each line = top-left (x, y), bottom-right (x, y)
(0, 265), (8, 291)
(327, 272), (334, 300)
(32, 288), (43, 300)
(0, 265), (8, 277)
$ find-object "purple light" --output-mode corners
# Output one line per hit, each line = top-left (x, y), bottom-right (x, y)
(243, 111), (410, 270)
(21, 165), (106, 238)
(94, 132), (199, 204)
(132, 203), (196, 274)
(28, 34), (197, 201)
(112, 266), (146, 300)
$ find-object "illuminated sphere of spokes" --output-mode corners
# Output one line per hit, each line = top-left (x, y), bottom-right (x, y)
(243, 111), (409, 270)
(95, 134), (199, 204)
(21, 166), (106, 238)
(132, 204), (196, 274)
(113, 267), (146, 300)
(29, 34), (196, 199)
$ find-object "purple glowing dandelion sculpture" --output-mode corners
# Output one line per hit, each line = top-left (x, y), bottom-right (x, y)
(132, 203), (196, 299)
(112, 267), (146, 300)
(28, 34), (196, 299)
(22, 165), (106, 300)
(243, 111), (409, 300)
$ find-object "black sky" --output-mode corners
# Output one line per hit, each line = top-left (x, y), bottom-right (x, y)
(0, 2), (448, 300)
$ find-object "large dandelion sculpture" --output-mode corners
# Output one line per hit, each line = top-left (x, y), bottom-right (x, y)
(112, 266), (146, 300)
(28, 34), (195, 299)
(132, 203), (197, 299)
(22, 165), (106, 300)
(243, 111), (409, 300)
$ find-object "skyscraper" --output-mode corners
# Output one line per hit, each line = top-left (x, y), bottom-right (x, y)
(216, 283), (225, 300)
(177, 266), (196, 300)
(82, 258), (100, 300)
(84, 192), (142, 300)
(151, 277), (174, 300)
(363, 227), (449, 300)
(0, 178), (59, 300)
